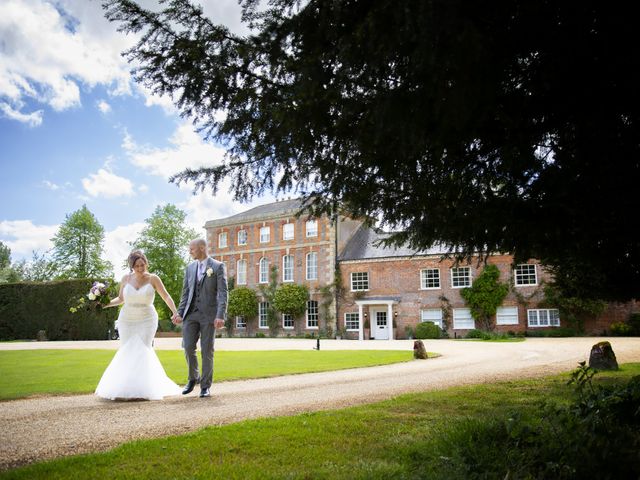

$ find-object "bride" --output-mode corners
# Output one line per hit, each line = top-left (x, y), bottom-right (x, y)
(96, 250), (183, 400)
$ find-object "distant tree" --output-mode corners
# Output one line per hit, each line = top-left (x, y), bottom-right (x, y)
(21, 251), (57, 282)
(460, 265), (509, 331)
(0, 242), (22, 283)
(104, 0), (640, 302)
(50, 205), (112, 279)
(131, 204), (197, 321)
(0, 242), (10, 270)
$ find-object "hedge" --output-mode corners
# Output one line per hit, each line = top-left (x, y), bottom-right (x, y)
(0, 279), (118, 341)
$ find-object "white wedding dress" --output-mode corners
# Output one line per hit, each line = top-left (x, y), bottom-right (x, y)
(95, 283), (182, 400)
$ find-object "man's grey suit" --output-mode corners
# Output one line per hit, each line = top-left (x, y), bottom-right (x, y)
(177, 257), (228, 390)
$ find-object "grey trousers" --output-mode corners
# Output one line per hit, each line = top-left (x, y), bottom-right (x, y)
(182, 310), (216, 389)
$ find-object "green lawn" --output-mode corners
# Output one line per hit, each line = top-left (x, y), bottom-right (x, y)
(3, 363), (638, 479)
(0, 350), (414, 400)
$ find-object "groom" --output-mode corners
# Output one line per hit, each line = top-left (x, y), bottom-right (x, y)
(172, 238), (228, 398)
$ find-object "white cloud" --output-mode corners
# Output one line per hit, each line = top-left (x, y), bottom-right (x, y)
(96, 99), (111, 114)
(0, 0), (133, 122)
(138, 184), (149, 194)
(0, 102), (43, 126)
(81, 168), (135, 198)
(123, 122), (227, 179)
(42, 180), (60, 190)
(0, 220), (58, 259)
(104, 222), (146, 279)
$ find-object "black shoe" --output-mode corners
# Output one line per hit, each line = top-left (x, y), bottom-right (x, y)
(182, 380), (197, 395)
(199, 387), (210, 398)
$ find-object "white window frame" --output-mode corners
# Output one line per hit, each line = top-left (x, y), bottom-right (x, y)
(237, 229), (247, 246)
(515, 264), (538, 286)
(350, 272), (369, 291)
(527, 308), (560, 328)
(235, 316), (246, 329)
(306, 300), (319, 329)
(282, 313), (294, 329)
(453, 308), (475, 329)
(259, 257), (269, 284)
(345, 312), (360, 331)
(451, 267), (472, 288)
(496, 306), (519, 326)
(236, 259), (247, 285)
(420, 268), (441, 289)
(283, 223), (294, 241)
(218, 232), (228, 249)
(283, 254), (294, 282)
(260, 226), (270, 243)
(420, 308), (443, 328)
(259, 302), (269, 329)
(306, 219), (318, 237)
(306, 252), (318, 280)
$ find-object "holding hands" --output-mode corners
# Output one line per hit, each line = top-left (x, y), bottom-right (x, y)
(171, 312), (183, 325)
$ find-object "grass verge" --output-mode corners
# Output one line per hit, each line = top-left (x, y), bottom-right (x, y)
(0, 350), (414, 401)
(2, 363), (638, 479)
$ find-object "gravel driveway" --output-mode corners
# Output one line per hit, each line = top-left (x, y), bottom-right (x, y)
(1, 337), (639, 470)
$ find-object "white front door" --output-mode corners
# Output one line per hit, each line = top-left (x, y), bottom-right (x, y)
(371, 308), (389, 340)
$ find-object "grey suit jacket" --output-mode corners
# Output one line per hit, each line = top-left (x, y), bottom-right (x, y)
(178, 257), (228, 321)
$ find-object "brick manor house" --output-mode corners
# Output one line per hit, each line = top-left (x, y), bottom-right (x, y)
(205, 198), (634, 339)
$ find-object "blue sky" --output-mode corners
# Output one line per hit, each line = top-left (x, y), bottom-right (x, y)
(0, 0), (273, 277)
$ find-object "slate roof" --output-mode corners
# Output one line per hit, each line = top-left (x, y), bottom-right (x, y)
(205, 198), (306, 227)
(339, 226), (448, 261)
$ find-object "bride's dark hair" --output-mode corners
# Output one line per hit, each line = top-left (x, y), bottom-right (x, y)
(128, 250), (148, 271)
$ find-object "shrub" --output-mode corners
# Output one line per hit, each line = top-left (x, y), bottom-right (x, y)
(255, 332), (266, 338)
(415, 321), (441, 339)
(610, 322), (633, 336)
(524, 327), (577, 337)
(410, 364), (640, 479)
(0, 279), (118, 340)
(465, 329), (485, 339)
(629, 313), (640, 335)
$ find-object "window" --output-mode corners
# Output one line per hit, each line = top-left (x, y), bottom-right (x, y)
(259, 302), (269, 329)
(283, 254), (294, 282)
(218, 232), (228, 248)
(283, 223), (294, 240)
(260, 226), (270, 243)
(283, 313), (294, 329)
(453, 308), (475, 329)
(527, 309), (560, 327)
(515, 264), (537, 286)
(237, 229), (247, 246)
(306, 219), (318, 237)
(496, 306), (519, 325)
(259, 257), (269, 284)
(345, 313), (360, 331)
(350, 272), (369, 291)
(235, 316), (246, 329)
(307, 300), (319, 328)
(451, 267), (472, 288)
(236, 259), (247, 285)
(420, 268), (441, 289)
(306, 252), (318, 280)
(421, 308), (443, 328)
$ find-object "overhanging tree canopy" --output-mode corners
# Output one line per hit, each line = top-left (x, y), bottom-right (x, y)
(103, 0), (640, 300)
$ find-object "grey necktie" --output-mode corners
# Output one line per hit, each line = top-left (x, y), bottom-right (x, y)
(198, 262), (204, 282)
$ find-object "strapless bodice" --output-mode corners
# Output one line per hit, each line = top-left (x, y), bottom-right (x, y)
(123, 282), (155, 306)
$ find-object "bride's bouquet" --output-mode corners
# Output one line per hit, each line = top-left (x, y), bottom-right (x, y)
(70, 281), (111, 313)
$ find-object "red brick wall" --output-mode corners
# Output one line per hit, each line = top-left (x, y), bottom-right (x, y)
(204, 215), (335, 334)
(336, 255), (581, 338)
